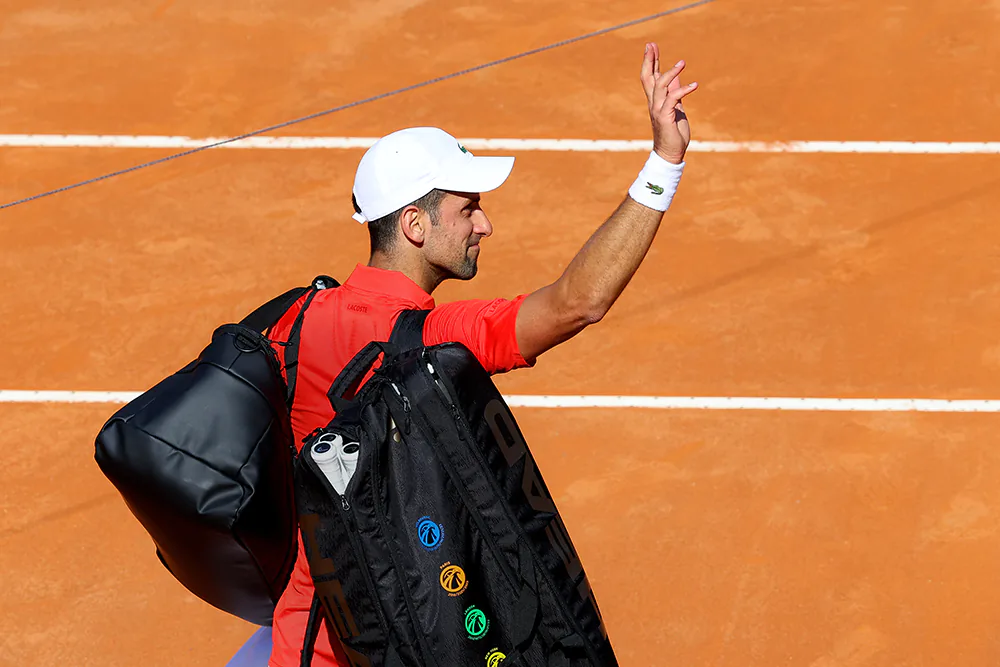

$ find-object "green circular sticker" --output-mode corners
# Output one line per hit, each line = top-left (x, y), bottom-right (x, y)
(464, 606), (490, 640)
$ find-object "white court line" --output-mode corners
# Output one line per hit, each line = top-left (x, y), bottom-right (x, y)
(0, 135), (999, 154)
(1, 391), (143, 404)
(2, 390), (998, 412)
(505, 396), (1000, 412)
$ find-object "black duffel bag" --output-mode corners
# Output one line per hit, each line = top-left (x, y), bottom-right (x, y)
(94, 274), (336, 625)
(295, 315), (617, 666)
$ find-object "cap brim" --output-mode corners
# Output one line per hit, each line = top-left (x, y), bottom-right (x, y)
(436, 156), (514, 194)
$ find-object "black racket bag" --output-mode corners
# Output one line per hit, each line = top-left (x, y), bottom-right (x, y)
(295, 316), (617, 666)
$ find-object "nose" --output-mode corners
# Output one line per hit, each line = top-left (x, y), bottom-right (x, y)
(473, 210), (493, 238)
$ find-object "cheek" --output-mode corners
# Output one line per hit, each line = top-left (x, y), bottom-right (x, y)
(432, 219), (469, 251)
(424, 225), (460, 259)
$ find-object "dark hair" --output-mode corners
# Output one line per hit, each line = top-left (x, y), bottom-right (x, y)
(355, 189), (445, 254)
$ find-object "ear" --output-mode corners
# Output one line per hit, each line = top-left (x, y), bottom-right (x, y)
(399, 205), (428, 246)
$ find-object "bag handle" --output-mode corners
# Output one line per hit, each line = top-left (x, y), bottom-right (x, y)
(325, 309), (430, 413)
(325, 340), (397, 413)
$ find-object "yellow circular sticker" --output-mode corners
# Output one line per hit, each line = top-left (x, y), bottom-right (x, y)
(486, 648), (506, 667)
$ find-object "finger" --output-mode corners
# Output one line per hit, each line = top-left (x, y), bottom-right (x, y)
(667, 69), (683, 93)
(640, 43), (656, 103)
(660, 81), (698, 115)
(652, 60), (686, 110)
(652, 42), (660, 77)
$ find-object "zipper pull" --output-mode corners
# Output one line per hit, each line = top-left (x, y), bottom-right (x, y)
(450, 404), (467, 441)
(391, 383), (412, 433)
(341, 496), (351, 512)
(390, 383), (406, 407)
(303, 426), (325, 445)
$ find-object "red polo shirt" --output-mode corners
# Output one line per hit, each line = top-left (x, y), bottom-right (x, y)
(267, 264), (533, 667)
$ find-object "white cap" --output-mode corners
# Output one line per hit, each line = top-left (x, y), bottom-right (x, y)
(352, 127), (515, 224)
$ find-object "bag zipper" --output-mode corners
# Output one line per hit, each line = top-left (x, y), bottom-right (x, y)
(410, 366), (520, 592)
(423, 353), (604, 664)
(303, 438), (391, 639)
(371, 388), (437, 666)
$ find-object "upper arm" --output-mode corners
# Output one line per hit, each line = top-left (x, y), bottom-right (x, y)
(423, 280), (600, 371)
(423, 297), (535, 374)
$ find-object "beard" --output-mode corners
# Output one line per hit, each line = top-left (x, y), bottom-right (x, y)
(444, 240), (480, 281)
(428, 234), (480, 282)
(451, 253), (478, 280)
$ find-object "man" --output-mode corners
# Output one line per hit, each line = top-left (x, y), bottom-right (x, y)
(266, 42), (696, 667)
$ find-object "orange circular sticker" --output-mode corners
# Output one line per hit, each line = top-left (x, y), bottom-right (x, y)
(439, 562), (469, 597)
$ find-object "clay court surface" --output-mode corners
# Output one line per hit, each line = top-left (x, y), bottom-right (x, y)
(2, 1), (1000, 665)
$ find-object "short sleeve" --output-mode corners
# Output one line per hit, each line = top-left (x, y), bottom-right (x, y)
(422, 295), (535, 375)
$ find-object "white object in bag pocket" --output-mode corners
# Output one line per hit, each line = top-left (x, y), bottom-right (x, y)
(311, 432), (360, 495)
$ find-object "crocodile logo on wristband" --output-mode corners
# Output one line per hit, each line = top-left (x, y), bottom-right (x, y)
(646, 182), (665, 195)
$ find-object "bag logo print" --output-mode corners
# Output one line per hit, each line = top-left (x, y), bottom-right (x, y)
(439, 562), (469, 596)
(416, 516), (444, 551)
(485, 648), (506, 666)
(465, 606), (490, 640)
(484, 398), (609, 639)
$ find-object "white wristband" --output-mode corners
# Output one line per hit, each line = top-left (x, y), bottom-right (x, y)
(628, 152), (685, 212)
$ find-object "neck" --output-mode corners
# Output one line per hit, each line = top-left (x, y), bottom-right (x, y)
(368, 251), (444, 294)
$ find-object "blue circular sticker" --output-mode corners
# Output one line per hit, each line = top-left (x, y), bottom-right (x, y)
(416, 516), (444, 551)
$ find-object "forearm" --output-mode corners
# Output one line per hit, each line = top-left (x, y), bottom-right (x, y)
(553, 196), (666, 321)
(553, 152), (685, 320)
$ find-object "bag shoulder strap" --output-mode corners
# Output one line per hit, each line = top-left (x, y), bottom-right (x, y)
(282, 275), (339, 407)
(240, 287), (310, 333)
(238, 275), (339, 407)
(299, 593), (407, 667)
(239, 275), (339, 332)
(299, 594), (323, 667)
(388, 308), (430, 351)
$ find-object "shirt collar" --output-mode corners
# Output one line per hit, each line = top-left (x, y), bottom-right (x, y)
(343, 264), (435, 309)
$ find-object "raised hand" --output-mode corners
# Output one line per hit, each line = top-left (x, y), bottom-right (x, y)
(640, 42), (697, 165)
